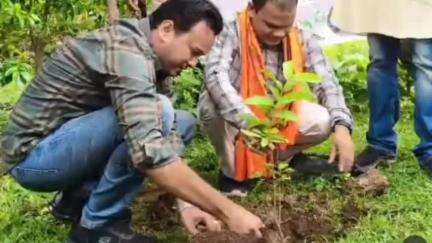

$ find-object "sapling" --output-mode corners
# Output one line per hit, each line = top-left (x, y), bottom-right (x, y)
(241, 61), (322, 239)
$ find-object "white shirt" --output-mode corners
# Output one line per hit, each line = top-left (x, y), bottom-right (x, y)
(331, 0), (432, 39)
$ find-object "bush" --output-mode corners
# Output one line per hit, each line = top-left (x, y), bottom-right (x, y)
(325, 41), (414, 113)
(0, 59), (34, 87)
(173, 66), (204, 115)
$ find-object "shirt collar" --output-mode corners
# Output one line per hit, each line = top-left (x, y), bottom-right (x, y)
(139, 18), (163, 72)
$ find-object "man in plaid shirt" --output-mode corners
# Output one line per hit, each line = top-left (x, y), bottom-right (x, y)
(0, 0), (265, 242)
(198, 0), (355, 197)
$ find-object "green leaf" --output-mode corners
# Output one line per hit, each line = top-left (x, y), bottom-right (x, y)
(20, 72), (33, 83)
(4, 66), (17, 77)
(263, 69), (283, 90)
(284, 90), (315, 102)
(242, 114), (269, 129)
(263, 69), (277, 82)
(277, 163), (289, 171)
(241, 129), (262, 138)
(283, 61), (295, 80)
(276, 96), (296, 107)
(260, 138), (269, 148)
(292, 73), (322, 84)
(244, 96), (274, 107)
(268, 127), (281, 134)
(0, 81), (25, 104)
(275, 110), (298, 122)
(12, 71), (20, 83)
(283, 81), (296, 94)
(269, 85), (282, 99)
(299, 83), (316, 101)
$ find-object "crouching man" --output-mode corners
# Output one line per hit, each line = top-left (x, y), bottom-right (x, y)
(0, 0), (264, 242)
(198, 0), (356, 197)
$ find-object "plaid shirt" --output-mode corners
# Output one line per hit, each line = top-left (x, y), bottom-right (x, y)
(203, 17), (354, 130)
(0, 18), (184, 174)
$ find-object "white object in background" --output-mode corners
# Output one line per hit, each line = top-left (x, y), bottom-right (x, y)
(209, 0), (363, 46)
(210, 0), (249, 21)
(296, 0), (363, 46)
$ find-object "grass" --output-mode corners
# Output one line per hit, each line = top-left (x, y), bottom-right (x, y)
(2, 99), (431, 243)
(1, 41), (432, 242)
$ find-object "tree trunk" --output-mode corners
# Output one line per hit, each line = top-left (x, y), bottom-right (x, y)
(107, 0), (120, 25)
(128, 0), (147, 18)
(29, 30), (45, 72)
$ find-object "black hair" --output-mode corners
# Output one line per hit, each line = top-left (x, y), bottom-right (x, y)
(251, 0), (298, 12)
(149, 0), (223, 35)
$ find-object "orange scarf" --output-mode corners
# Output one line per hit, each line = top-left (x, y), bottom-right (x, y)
(234, 10), (306, 181)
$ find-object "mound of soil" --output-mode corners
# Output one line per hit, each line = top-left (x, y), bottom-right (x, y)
(133, 188), (179, 231)
(347, 169), (390, 196)
(193, 231), (265, 243)
(193, 192), (364, 243)
(133, 179), (374, 242)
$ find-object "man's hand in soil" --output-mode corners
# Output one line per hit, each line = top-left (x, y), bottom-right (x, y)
(145, 159), (265, 237)
(329, 125), (355, 172)
(224, 204), (265, 237)
(178, 200), (222, 235)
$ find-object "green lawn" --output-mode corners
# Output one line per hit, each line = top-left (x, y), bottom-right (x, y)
(1, 41), (432, 242)
(1, 99), (432, 242)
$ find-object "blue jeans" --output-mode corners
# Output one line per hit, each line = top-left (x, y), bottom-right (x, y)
(10, 95), (196, 228)
(367, 34), (432, 166)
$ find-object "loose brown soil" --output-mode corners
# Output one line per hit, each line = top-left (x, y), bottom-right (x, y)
(193, 192), (365, 243)
(346, 169), (390, 196)
(132, 173), (387, 242)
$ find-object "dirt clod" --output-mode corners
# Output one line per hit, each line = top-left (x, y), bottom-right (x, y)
(193, 231), (265, 243)
(194, 193), (340, 243)
(347, 169), (390, 196)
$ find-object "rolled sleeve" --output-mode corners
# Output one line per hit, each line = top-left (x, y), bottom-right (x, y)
(204, 21), (253, 129)
(107, 75), (183, 170)
(102, 24), (184, 170)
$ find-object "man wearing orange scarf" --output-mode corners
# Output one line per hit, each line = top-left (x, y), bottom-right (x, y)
(198, 0), (355, 197)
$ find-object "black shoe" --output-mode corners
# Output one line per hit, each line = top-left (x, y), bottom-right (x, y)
(50, 188), (90, 223)
(67, 219), (158, 243)
(290, 153), (340, 175)
(218, 172), (258, 197)
(419, 157), (432, 177)
(403, 235), (427, 243)
(354, 146), (396, 174)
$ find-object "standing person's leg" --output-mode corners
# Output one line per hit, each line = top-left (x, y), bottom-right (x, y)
(366, 34), (401, 153)
(356, 34), (400, 171)
(409, 38), (432, 172)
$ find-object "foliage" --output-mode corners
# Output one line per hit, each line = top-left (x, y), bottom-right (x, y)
(173, 67), (204, 115)
(0, 81), (26, 106)
(0, 0), (107, 60)
(241, 61), (322, 153)
(398, 60), (415, 101)
(240, 62), (322, 238)
(0, 176), (68, 243)
(325, 41), (415, 112)
(0, 59), (34, 87)
(1, 42), (432, 242)
(0, 59), (31, 106)
(324, 41), (370, 112)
